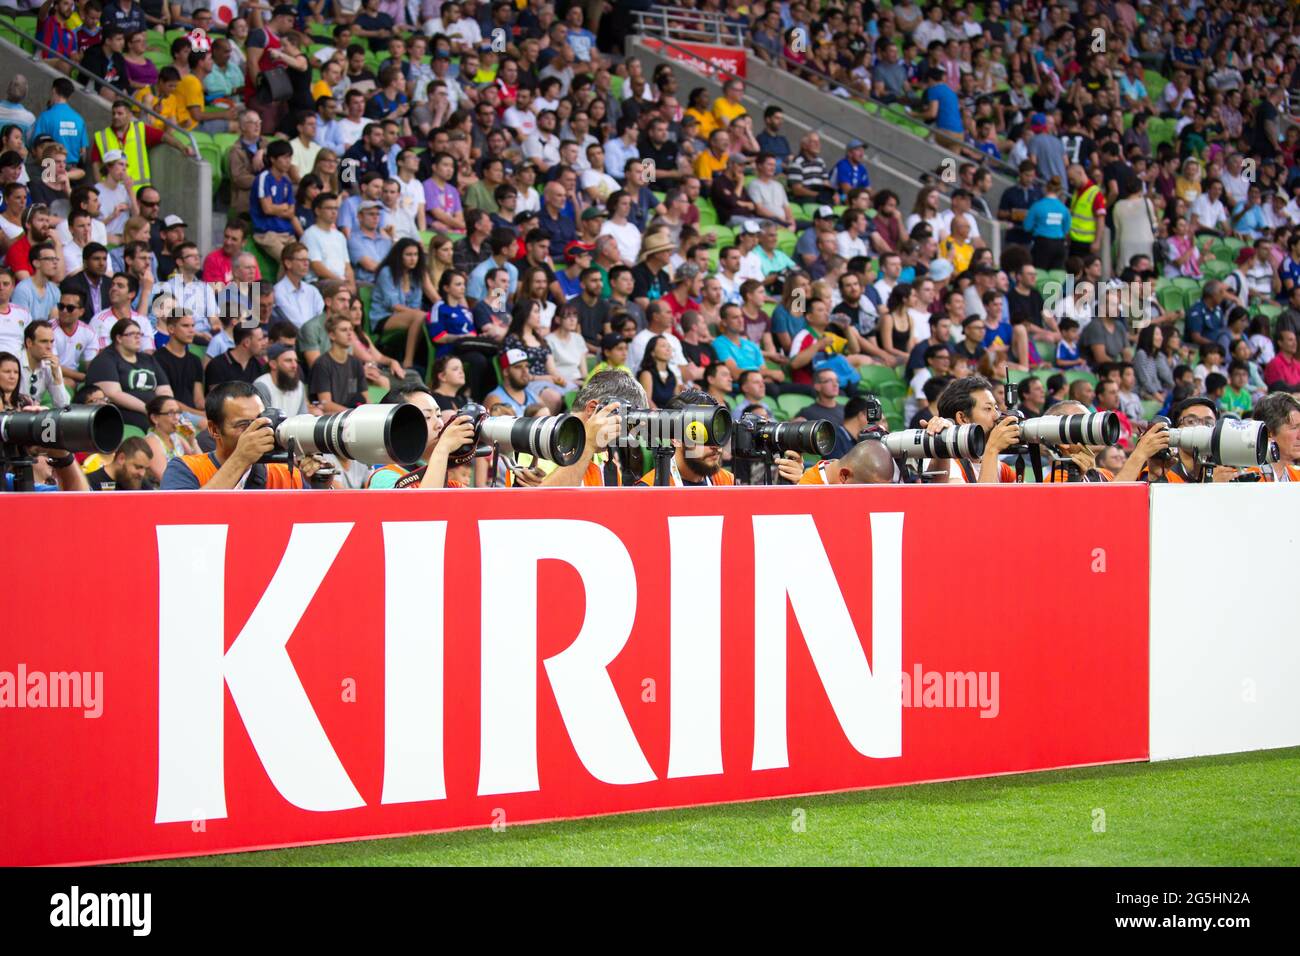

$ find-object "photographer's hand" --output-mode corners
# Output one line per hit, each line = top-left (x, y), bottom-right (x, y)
(979, 417), (1020, 483)
(203, 418), (276, 489)
(1115, 422), (1169, 481)
(776, 450), (805, 484)
(920, 416), (954, 436)
(421, 418), (477, 489)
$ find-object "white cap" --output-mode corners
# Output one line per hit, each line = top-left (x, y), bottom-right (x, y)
(102, 149), (126, 165)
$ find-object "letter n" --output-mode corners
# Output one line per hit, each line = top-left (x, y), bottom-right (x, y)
(751, 513), (904, 771)
(155, 524), (365, 824)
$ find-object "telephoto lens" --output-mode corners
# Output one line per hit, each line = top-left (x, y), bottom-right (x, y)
(882, 423), (986, 459)
(1167, 417), (1270, 468)
(479, 412), (586, 466)
(272, 404), (428, 465)
(619, 404), (733, 447)
(0, 404), (123, 453)
(732, 414), (835, 459)
(1019, 412), (1120, 447)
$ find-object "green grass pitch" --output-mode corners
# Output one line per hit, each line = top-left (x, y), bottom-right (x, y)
(133, 748), (1299, 866)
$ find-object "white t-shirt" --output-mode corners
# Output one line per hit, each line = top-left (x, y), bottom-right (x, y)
(600, 219), (642, 265)
(62, 240), (87, 275)
(836, 231), (869, 260)
(503, 106), (537, 140)
(0, 217), (23, 242)
(253, 371), (308, 415)
(545, 330), (587, 385)
(514, 186), (541, 214)
(53, 318), (99, 371)
(96, 180), (132, 236)
(56, 217), (107, 248)
(302, 224), (351, 283)
(334, 116), (371, 152)
(522, 132), (561, 168)
(580, 167), (619, 205)
(1189, 194), (1229, 232)
(89, 308), (155, 353)
(0, 303), (33, 354)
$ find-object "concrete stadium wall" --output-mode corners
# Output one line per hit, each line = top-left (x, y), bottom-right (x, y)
(743, 56), (1014, 211)
(1148, 484), (1300, 761)
(0, 37), (213, 254)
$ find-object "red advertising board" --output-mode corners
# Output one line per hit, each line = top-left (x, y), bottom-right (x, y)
(641, 38), (746, 79)
(0, 485), (1148, 866)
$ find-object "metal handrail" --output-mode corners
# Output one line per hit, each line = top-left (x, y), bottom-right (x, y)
(631, 9), (744, 48)
(0, 12), (201, 157)
(637, 32), (942, 185)
(635, 32), (1006, 263)
(763, 46), (1021, 183)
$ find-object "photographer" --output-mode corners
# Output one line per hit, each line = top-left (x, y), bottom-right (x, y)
(1037, 400), (1117, 482)
(1245, 393), (1300, 482)
(541, 369), (638, 487)
(930, 376), (1020, 482)
(799, 438), (899, 485)
(352, 383), (476, 490)
(160, 381), (324, 490)
(637, 390), (736, 487)
(1142, 397), (1238, 484)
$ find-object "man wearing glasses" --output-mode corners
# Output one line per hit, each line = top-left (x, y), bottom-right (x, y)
(273, 242), (325, 330)
(1141, 397), (1238, 484)
(50, 288), (97, 386)
(13, 242), (62, 322)
(88, 273), (155, 355)
(158, 241), (220, 337)
(18, 319), (70, 408)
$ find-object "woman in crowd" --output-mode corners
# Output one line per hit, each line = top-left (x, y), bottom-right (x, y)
(143, 394), (199, 484)
(637, 334), (681, 410)
(430, 355), (468, 411)
(372, 238), (427, 342)
(544, 304), (589, 393)
(505, 298), (565, 411)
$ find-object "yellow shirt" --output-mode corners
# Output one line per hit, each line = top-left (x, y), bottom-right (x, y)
(159, 89), (196, 131)
(686, 107), (719, 140)
(176, 73), (206, 122)
(939, 234), (973, 273)
(693, 149), (729, 182)
(712, 96), (746, 127)
(311, 78), (332, 102)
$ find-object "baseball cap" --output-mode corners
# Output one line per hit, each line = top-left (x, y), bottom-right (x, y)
(162, 214), (186, 228)
(815, 205), (836, 220)
(499, 347), (529, 370)
(358, 200), (383, 211)
(846, 138), (865, 150)
(929, 258), (955, 282)
(740, 220), (761, 235)
(674, 261), (702, 282)
(102, 149), (126, 165)
(581, 206), (608, 221)
(513, 210), (539, 225)
(1030, 112), (1048, 131)
(564, 240), (594, 262)
(599, 332), (624, 351)
(267, 343), (293, 361)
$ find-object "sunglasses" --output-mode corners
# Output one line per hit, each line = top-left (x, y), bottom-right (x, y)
(58, 302), (79, 311)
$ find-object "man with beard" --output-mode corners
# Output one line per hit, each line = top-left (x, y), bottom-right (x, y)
(253, 342), (310, 414)
(6, 204), (64, 281)
(86, 435), (155, 490)
(638, 389), (735, 486)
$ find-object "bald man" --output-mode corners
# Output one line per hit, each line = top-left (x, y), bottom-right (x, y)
(799, 438), (898, 485)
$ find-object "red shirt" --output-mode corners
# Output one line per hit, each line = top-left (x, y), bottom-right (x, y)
(5, 235), (34, 274)
(202, 248), (262, 285)
(1265, 352), (1300, 389)
(663, 290), (699, 321)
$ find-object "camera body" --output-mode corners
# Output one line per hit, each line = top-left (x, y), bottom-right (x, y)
(732, 414), (834, 461)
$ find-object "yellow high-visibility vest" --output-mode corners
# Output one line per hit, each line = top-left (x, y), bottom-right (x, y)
(93, 121), (152, 194)
(1069, 183), (1100, 244)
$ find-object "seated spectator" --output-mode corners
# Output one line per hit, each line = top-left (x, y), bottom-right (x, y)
(142, 395), (200, 484)
(86, 436), (155, 490)
(86, 316), (172, 430)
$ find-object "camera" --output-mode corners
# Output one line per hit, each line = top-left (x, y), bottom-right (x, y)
(615, 404), (733, 448)
(732, 415), (835, 460)
(448, 402), (586, 467)
(0, 404), (124, 454)
(882, 424), (986, 460)
(1019, 412), (1120, 448)
(1157, 415), (1271, 468)
(260, 404), (427, 466)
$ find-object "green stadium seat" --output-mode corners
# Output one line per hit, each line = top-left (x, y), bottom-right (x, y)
(776, 393), (808, 420)
(857, 363), (905, 393)
(695, 200), (718, 228)
(1065, 369), (1097, 384)
(776, 230), (798, 256)
(1157, 285), (1187, 315)
(1141, 399), (1163, 421)
(1202, 260), (1233, 281)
